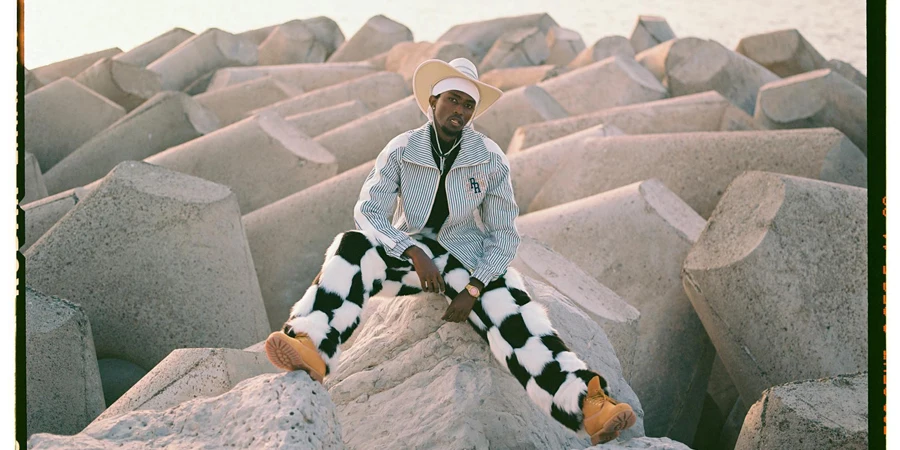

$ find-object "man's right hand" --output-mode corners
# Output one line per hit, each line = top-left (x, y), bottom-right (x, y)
(404, 246), (445, 294)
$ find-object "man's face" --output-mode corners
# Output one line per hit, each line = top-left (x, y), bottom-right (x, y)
(429, 90), (476, 139)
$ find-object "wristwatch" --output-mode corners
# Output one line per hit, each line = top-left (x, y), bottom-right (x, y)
(465, 283), (482, 298)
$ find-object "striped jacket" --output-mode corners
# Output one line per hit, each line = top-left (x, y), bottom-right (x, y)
(354, 122), (521, 285)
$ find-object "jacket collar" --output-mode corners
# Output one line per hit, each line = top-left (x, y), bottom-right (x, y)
(402, 122), (490, 169)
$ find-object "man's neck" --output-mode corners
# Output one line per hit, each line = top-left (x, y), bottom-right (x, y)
(432, 125), (461, 151)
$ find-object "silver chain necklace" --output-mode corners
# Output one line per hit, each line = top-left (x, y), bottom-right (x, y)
(432, 124), (461, 172)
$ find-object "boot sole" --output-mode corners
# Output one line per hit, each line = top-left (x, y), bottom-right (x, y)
(265, 333), (325, 383)
(589, 409), (637, 445)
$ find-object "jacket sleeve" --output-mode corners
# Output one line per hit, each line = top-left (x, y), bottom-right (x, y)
(471, 157), (521, 286)
(353, 138), (415, 259)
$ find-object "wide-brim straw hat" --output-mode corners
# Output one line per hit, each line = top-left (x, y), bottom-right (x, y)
(412, 58), (503, 121)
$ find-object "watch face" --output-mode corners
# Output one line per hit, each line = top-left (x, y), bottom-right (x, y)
(467, 286), (479, 297)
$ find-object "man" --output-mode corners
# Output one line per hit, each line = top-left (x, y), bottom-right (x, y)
(264, 58), (636, 444)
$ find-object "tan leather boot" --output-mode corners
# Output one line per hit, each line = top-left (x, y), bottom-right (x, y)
(264, 331), (326, 383)
(582, 376), (637, 444)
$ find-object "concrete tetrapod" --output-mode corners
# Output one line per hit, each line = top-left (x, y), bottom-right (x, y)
(735, 29), (829, 78)
(474, 84), (569, 151)
(568, 35), (635, 70)
(754, 69), (868, 154)
(26, 161), (271, 370)
(537, 55), (668, 116)
(21, 186), (93, 252)
(325, 281), (645, 450)
(383, 41), (474, 83)
(31, 47), (123, 84)
(327, 14), (413, 62)
(629, 16), (676, 53)
(112, 27), (195, 68)
(285, 100), (370, 137)
(146, 111), (337, 214)
(192, 76), (303, 125)
(313, 95), (424, 173)
(43, 91), (220, 195)
(243, 161), (374, 329)
(517, 179), (715, 443)
(512, 128), (866, 217)
(436, 13), (559, 63)
(24, 77), (127, 172)
(507, 91), (758, 155)
(479, 27), (550, 73)
(666, 39), (780, 114)
(735, 373), (868, 450)
(544, 26), (586, 66)
(95, 348), (279, 423)
(236, 24), (277, 45)
(682, 171), (867, 404)
(24, 68), (43, 94)
(828, 58), (867, 90)
(205, 61), (376, 92)
(480, 65), (566, 91)
(97, 358), (148, 407)
(251, 71), (410, 119)
(22, 152), (48, 206)
(635, 37), (705, 84)
(257, 19), (334, 65)
(75, 57), (163, 111)
(28, 372), (343, 450)
(582, 437), (692, 450)
(147, 28), (257, 92)
(26, 286), (106, 438)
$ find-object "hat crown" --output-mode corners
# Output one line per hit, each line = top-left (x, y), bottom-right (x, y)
(448, 58), (479, 81)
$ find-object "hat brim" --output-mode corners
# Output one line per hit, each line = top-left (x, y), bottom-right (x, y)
(412, 59), (503, 121)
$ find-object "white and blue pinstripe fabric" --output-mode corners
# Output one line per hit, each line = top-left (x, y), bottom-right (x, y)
(354, 121), (521, 286)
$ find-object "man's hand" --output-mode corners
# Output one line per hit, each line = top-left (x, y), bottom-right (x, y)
(404, 246), (445, 293)
(442, 290), (476, 322)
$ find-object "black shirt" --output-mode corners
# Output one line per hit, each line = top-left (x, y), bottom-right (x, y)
(424, 128), (461, 232)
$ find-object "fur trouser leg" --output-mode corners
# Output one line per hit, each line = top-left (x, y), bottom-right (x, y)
(283, 230), (605, 432)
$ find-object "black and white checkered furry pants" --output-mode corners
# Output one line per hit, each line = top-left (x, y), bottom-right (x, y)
(283, 229), (608, 432)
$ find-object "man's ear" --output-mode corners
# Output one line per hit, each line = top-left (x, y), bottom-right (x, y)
(429, 94), (438, 109)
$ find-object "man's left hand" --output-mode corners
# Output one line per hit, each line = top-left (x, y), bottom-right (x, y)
(442, 291), (477, 323)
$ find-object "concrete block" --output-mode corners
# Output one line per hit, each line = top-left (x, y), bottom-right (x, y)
(327, 14), (412, 62)
(682, 172), (867, 403)
(326, 281), (644, 449)
(755, 69), (868, 154)
(26, 286), (105, 437)
(236, 24), (277, 45)
(511, 128), (867, 217)
(384, 41), (474, 83)
(537, 55), (668, 116)
(22, 186), (92, 252)
(508, 91), (758, 154)
(666, 39), (780, 114)
(545, 26), (586, 66)
(243, 161), (374, 329)
(635, 37), (704, 83)
(253, 71), (409, 120)
(23, 152), (49, 205)
(437, 13), (559, 63)
(567, 35), (635, 69)
(474, 84), (569, 150)
(509, 122), (624, 158)
(719, 398), (749, 450)
(735, 373), (867, 450)
(284, 100), (370, 137)
(313, 96), (425, 172)
(630, 16), (676, 53)
(26, 161), (271, 370)
(366, 49), (390, 69)
(583, 437), (692, 449)
(479, 27), (550, 73)
(113, 28), (195, 68)
(206, 61), (376, 92)
(828, 58), (867, 90)
(25, 77), (126, 172)
(28, 372), (342, 449)
(192, 76), (303, 125)
(735, 29), (829, 78)
(74, 57), (163, 111)
(97, 358), (148, 406)
(43, 91), (220, 195)
(257, 18), (338, 65)
(181, 70), (216, 95)
(480, 64), (566, 91)
(32, 47), (123, 84)
(517, 179), (715, 442)
(147, 28), (257, 92)
(146, 111), (337, 214)
(24, 68), (43, 94)
(94, 348), (279, 423)
(707, 355), (740, 424)
(299, 16), (346, 58)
